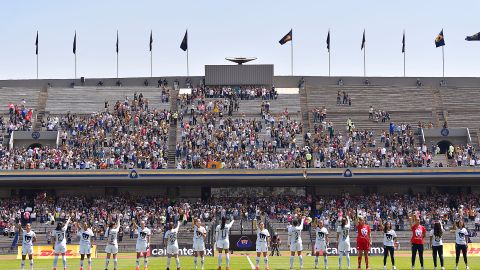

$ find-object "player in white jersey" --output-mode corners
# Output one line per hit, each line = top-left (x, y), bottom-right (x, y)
(379, 220), (398, 270)
(336, 214), (351, 270)
(18, 222), (36, 270)
(453, 219), (470, 270)
(164, 221), (182, 270)
(215, 216), (234, 270)
(193, 218), (207, 270)
(75, 221), (94, 270)
(105, 216), (121, 270)
(429, 221), (445, 270)
(133, 219), (152, 270)
(314, 219), (329, 270)
(287, 216), (305, 269)
(255, 221), (271, 270)
(52, 216), (71, 270)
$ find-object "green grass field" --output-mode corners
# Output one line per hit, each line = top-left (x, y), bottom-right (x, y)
(1, 254), (478, 270)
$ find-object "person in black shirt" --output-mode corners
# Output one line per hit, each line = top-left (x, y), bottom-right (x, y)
(270, 233), (281, 256)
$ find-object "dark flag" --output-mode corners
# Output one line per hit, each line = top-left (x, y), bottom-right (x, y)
(361, 30), (365, 50)
(149, 30), (153, 51)
(435, 29), (445, 47)
(326, 30), (330, 52)
(73, 31), (76, 54)
(116, 31), (119, 53)
(180, 30), (188, 51)
(466, 32), (480, 41)
(35, 31), (38, 55)
(402, 31), (405, 53)
(279, 29), (293, 45)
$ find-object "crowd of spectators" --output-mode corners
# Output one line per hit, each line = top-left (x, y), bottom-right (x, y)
(1, 99), (34, 134)
(1, 192), (480, 243)
(0, 93), (171, 170)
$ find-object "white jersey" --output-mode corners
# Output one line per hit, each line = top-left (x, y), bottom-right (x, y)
(106, 226), (120, 246)
(53, 222), (70, 246)
(193, 225), (206, 243)
(288, 221), (304, 245)
(136, 227), (151, 245)
(164, 226), (180, 247)
(315, 227), (328, 243)
(256, 228), (270, 245)
(22, 230), (36, 248)
(337, 224), (350, 243)
(383, 229), (397, 247)
(78, 228), (94, 246)
(429, 229), (444, 246)
(216, 221), (234, 241)
(456, 228), (468, 245)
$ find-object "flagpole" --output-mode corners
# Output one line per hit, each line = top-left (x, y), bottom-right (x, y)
(363, 42), (366, 77)
(150, 50), (153, 78)
(328, 30), (331, 77)
(442, 46), (445, 78)
(36, 54), (38, 80)
(328, 50), (331, 77)
(187, 47), (189, 77)
(291, 33), (294, 76)
(403, 50), (405, 78)
(75, 53), (77, 80)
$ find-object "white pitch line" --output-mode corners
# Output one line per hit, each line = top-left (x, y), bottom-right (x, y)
(246, 255), (255, 270)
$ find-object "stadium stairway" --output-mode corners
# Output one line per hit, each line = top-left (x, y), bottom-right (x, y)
(33, 86), (49, 131)
(167, 88), (179, 169)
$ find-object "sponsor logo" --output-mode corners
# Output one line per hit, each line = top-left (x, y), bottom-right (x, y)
(17, 245), (97, 259)
(441, 128), (449, 137)
(343, 169), (353, 177)
(150, 247), (214, 257)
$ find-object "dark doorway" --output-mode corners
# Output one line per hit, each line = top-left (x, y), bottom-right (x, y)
(437, 140), (452, 154)
(28, 143), (43, 149)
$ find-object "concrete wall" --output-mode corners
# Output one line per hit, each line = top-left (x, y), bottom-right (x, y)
(2, 75), (480, 89)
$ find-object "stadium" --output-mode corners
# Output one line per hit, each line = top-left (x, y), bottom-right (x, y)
(2, 1), (480, 270)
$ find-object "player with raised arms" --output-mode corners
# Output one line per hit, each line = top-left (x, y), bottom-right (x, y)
(215, 216), (234, 270)
(288, 216), (306, 270)
(52, 216), (71, 270)
(314, 218), (329, 270)
(132, 219), (151, 270)
(18, 222), (36, 270)
(193, 218), (207, 270)
(409, 213), (426, 270)
(429, 220), (445, 270)
(255, 221), (271, 270)
(379, 220), (398, 270)
(356, 215), (372, 270)
(164, 221), (181, 270)
(453, 219), (470, 270)
(105, 214), (121, 270)
(75, 221), (94, 270)
(337, 212), (351, 270)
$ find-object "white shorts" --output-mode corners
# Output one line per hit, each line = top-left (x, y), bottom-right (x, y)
(136, 243), (148, 253)
(338, 241), (351, 252)
(193, 241), (205, 252)
(54, 244), (67, 254)
(105, 244), (118, 254)
(167, 245), (179, 255)
(290, 242), (303, 252)
(79, 244), (91, 255)
(216, 240), (230, 250)
(315, 241), (327, 252)
(256, 243), (268, 253)
(22, 246), (33, 255)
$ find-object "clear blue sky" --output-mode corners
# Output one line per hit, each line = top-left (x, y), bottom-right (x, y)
(0, 0), (479, 79)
